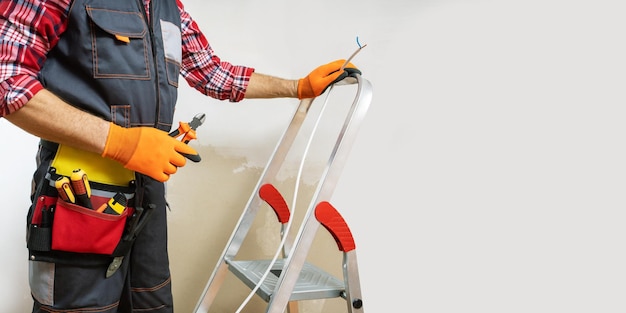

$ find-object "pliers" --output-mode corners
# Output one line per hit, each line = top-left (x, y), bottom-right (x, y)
(169, 113), (206, 162)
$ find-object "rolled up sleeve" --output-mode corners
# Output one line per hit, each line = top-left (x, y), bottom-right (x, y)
(0, 0), (70, 117)
(177, 0), (254, 102)
(0, 74), (44, 116)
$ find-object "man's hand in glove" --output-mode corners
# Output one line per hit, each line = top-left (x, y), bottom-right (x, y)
(101, 123), (198, 182)
(297, 59), (361, 99)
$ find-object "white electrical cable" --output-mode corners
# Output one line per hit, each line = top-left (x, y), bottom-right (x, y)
(235, 43), (366, 313)
(234, 88), (332, 313)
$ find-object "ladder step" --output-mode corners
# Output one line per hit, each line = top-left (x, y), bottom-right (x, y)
(226, 259), (345, 302)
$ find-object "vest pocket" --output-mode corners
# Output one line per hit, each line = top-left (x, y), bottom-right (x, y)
(160, 20), (182, 88)
(87, 6), (150, 79)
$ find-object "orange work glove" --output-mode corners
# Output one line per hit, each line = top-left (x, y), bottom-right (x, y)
(101, 123), (198, 182)
(297, 59), (362, 99)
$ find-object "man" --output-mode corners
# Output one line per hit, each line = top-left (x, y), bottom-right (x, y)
(0, 0), (360, 311)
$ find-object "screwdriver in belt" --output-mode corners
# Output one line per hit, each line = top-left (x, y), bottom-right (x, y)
(70, 169), (93, 209)
(55, 176), (76, 204)
(96, 192), (127, 215)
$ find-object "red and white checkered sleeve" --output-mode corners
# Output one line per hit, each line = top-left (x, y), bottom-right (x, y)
(176, 0), (255, 103)
(0, 0), (70, 117)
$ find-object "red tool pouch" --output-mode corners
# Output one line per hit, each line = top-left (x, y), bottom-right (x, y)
(26, 142), (143, 260)
(51, 196), (131, 255)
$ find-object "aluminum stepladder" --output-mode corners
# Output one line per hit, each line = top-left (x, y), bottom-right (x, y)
(193, 74), (372, 313)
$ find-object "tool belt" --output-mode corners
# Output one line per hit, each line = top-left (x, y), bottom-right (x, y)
(27, 141), (144, 259)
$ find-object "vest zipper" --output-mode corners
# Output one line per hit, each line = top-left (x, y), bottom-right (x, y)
(137, 0), (161, 128)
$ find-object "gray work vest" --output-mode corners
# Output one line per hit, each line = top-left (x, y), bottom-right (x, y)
(27, 0), (182, 267)
(39, 0), (182, 131)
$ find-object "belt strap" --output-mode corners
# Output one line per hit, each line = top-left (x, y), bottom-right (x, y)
(40, 139), (59, 152)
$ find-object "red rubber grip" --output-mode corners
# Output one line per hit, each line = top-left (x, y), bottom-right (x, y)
(314, 201), (355, 252)
(259, 184), (290, 224)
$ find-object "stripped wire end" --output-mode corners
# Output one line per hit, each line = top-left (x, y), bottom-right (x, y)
(341, 37), (367, 70)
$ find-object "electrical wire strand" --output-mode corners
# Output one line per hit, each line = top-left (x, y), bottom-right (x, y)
(342, 43), (367, 70)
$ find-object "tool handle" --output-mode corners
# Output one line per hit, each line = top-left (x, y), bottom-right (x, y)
(40, 206), (54, 228)
(96, 193), (127, 215)
(169, 117), (203, 162)
(55, 177), (76, 204)
(181, 129), (197, 144)
(70, 169), (93, 209)
(182, 152), (201, 163)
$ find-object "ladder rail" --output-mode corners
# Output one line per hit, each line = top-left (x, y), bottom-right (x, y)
(193, 98), (314, 313)
(343, 251), (364, 312)
(267, 75), (372, 312)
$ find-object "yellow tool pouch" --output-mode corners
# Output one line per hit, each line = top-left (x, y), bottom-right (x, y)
(50, 144), (134, 187)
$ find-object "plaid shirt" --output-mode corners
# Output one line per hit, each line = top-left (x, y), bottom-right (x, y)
(0, 0), (254, 117)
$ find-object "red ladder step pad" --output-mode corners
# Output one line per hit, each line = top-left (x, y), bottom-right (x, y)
(315, 201), (356, 252)
(259, 184), (291, 223)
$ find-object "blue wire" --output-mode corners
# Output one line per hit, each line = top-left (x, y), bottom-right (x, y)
(356, 36), (362, 49)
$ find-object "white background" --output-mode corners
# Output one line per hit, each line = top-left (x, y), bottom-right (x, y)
(2, 0), (626, 312)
